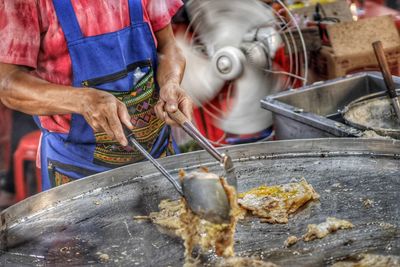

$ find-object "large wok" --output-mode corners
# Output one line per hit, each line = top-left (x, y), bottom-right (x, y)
(0, 138), (399, 266)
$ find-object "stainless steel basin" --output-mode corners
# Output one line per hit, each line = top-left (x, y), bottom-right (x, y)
(261, 72), (400, 139)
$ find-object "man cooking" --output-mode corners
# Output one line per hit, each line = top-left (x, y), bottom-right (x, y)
(0, 0), (192, 190)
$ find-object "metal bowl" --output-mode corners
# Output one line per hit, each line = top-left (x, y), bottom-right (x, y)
(342, 90), (400, 139)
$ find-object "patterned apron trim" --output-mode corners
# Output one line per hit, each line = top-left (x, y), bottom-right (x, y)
(47, 160), (96, 187)
(93, 68), (168, 167)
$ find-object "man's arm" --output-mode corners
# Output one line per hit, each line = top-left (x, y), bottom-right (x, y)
(0, 63), (133, 146)
(154, 24), (192, 125)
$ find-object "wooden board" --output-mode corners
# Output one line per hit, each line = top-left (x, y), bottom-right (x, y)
(327, 15), (400, 57)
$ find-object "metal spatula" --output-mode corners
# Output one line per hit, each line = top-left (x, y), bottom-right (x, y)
(123, 127), (231, 224)
(168, 110), (238, 189)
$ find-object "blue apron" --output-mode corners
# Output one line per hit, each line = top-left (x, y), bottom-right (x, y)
(35, 0), (178, 190)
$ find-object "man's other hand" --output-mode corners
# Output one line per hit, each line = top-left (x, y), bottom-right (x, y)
(78, 88), (133, 146)
(155, 81), (192, 125)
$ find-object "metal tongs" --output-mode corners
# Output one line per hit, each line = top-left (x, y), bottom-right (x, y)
(372, 41), (400, 122)
(123, 110), (237, 224)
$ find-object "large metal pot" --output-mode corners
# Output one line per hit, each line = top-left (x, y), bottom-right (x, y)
(342, 90), (400, 139)
(0, 138), (399, 266)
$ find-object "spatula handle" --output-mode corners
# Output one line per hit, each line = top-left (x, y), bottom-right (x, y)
(372, 41), (398, 99)
(169, 110), (224, 163)
(123, 126), (183, 196)
(168, 109), (190, 126)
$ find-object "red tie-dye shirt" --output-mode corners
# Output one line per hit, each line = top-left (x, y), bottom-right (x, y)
(0, 0), (183, 133)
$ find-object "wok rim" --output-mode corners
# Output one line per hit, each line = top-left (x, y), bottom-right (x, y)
(1, 138), (399, 231)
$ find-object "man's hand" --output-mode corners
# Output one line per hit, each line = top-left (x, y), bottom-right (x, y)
(154, 24), (193, 125)
(0, 63), (133, 146)
(77, 88), (133, 146)
(155, 81), (192, 125)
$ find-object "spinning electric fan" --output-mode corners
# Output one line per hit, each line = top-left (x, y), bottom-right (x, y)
(177, 0), (308, 142)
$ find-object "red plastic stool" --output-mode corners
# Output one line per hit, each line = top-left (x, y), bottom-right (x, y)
(0, 104), (12, 179)
(14, 130), (42, 202)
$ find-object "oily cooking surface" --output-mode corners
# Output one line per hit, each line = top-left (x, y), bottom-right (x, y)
(0, 145), (400, 266)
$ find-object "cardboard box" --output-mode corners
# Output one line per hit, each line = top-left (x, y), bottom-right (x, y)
(311, 45), (400, 79)
(311, 15), (400, 79)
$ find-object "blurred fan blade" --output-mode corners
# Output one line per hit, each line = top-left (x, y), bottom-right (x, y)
(219, 65), (275, 135)
(186, 0), (276, 54)
(176, 36), (225, 106)
(256, 27), (282, 59)
(181, 0), (300, 137)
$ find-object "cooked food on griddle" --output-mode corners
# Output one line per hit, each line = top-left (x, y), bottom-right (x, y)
(144, 169), (244, 263)
(148, 199), (184, 230)
(332, 254), (400, 267)
(97, 252), (110, 262)
(363, 198), (374, 208)
(139, 173), (321, 266)
(282, 217), (354, 247)
(284, 235), (299, 247)
(215, 257), (280, 267)
(303, 217), (353, 241)
(238, 178), (320, 223)
(185, 177), (239, 262)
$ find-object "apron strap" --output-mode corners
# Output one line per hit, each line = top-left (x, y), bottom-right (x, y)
(128, 0), (144, 24)
(52, 0), (84, 43)
(53, 0), (144, 42)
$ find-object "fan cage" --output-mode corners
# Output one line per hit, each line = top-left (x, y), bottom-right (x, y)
(180, 0), (308, 146)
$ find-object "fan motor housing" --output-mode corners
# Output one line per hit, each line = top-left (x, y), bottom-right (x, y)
(212, 46), (245, 81)
(240, 41), (270, 69)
